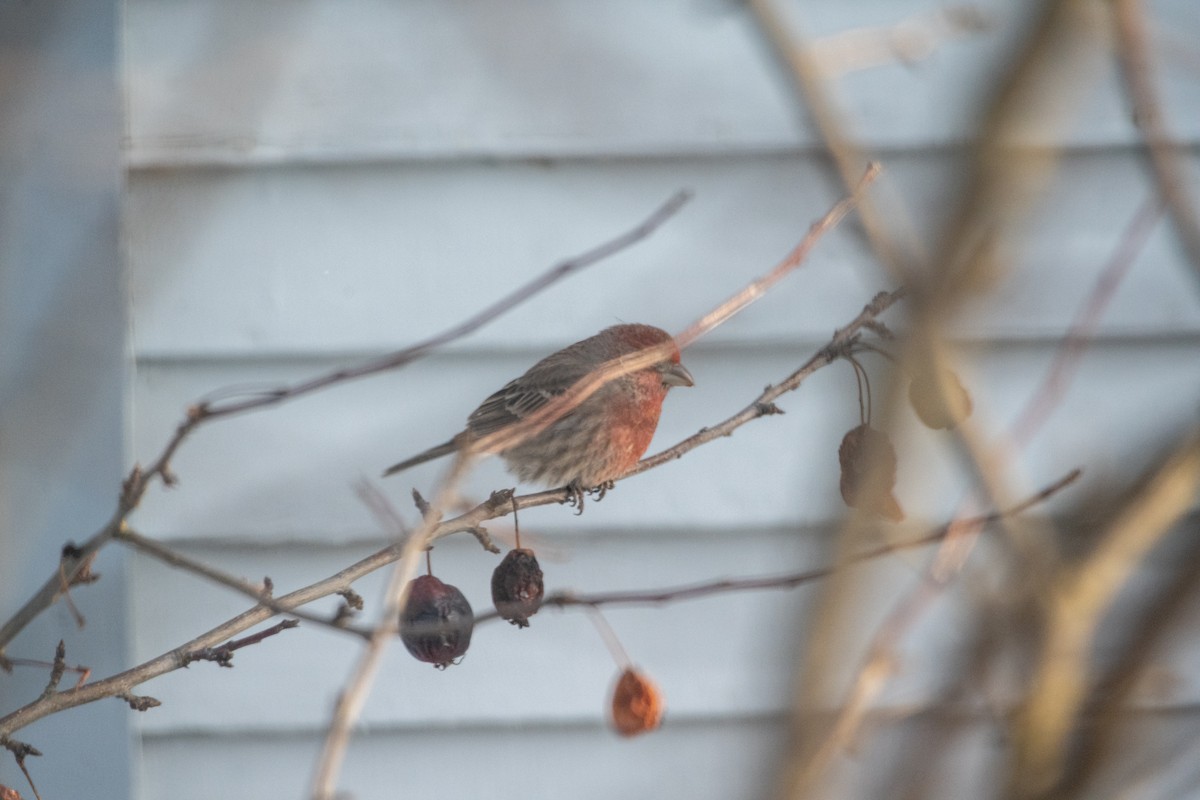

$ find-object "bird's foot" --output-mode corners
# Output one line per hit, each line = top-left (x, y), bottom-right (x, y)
(589, 481), (615, 502)
(564, 480), (615, 515)
(565, 481), (587, 514)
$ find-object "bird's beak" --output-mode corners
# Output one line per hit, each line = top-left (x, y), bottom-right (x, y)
(663, 362), (694, 388)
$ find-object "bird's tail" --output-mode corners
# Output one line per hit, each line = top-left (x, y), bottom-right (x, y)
(382, 439), (458, 477)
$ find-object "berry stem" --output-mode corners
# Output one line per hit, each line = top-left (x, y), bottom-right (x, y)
(511, 494), (522, 551)
(586, 607), (632, 669)
(845, 354), (873, 426)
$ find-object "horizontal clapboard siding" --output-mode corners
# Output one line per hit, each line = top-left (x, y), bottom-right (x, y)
(137, 710), (1200, 800)
(125, 151), (1200, 356)
(121, 0), (1200, 798)
(124, 0), (1200, 166)
(140, 718), (795, 800)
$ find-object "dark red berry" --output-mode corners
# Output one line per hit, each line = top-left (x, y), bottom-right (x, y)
(838, 424), (904, 521)
(399, 575), (474, 669)
(491, 548), (544, 628)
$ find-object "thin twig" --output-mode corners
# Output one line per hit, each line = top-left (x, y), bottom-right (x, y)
(806, 6), (991, 76)
(37, 643), (66, 701)
(0, 740), (41, 800)
(114, 526), (372, 639)
(199, 189), (692, 420)
(355, 480), (410, 541)
(1010, 197), (1162, 446)
(473, 468), (1080, 624)
(54, 564), (85, 629)
(631, 288), (903, 477)
(511, 495), (522, 551)
(748, 0), (920, 283)
(1112, 0), (1200, 291)
(1, 658), (90, 691)
(182, 619), (300, 668)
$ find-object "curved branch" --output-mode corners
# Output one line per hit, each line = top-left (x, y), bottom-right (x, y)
(1113, 0), (1200, 291)
(473, 467), (1081, 624)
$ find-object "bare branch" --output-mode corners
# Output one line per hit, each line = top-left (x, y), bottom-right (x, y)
(37, 642), (66, 701)
(2, 656), (91, 690)
(198, 189), (693, 421)
(115, 526), (371, 639)
(748, 0), (920, 283)
(1113, 0), (1200, 291)
(354, 480), (410, 540)
(807, 6), (992, 75)
(633, 288), (904, 477)
(1009, 197), (1162, 446)
(474, 468), (1080, 624)
(1011, 432), (1200, 797)
(182, 619), (300, 669)
(925, 0), (1110, 303)
(0, 739), (41, 800)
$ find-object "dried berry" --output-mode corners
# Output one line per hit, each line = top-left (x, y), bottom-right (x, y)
(908, 368), (973, 430)
(610, 667), (664, 737)
(491, 548), (545, 628)
(399, 575), (474, 669)
(838, 424), (904, 521)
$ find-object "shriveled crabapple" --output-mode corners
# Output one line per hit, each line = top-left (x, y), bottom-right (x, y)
(399, 574), (474, 669)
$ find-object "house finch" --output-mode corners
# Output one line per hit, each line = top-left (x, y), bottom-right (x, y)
(384, 324), (693, 506)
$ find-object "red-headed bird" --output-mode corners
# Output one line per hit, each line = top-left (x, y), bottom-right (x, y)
(383, 324), (693, 505)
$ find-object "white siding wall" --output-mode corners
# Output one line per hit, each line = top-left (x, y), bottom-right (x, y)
(119, 1), (1200, 798)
